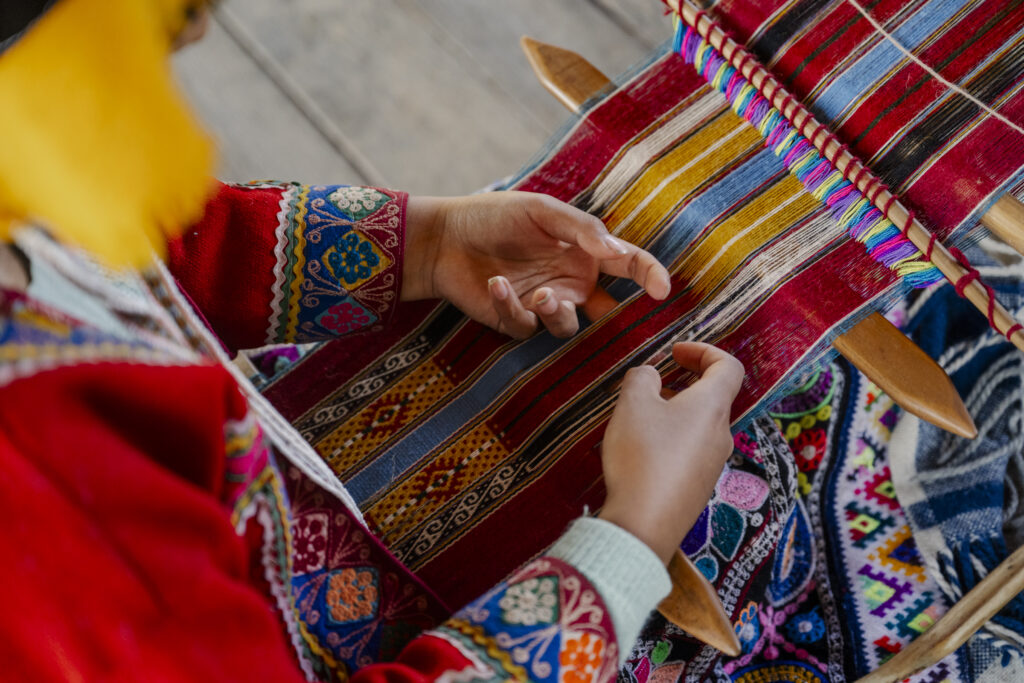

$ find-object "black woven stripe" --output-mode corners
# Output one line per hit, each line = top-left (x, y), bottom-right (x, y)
(873, 37), (1024, 187)
(851, 1), (1021, 148)
(751, 0), (833, 66)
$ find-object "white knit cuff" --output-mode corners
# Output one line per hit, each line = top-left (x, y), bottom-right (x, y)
(547, 517), (671, 663)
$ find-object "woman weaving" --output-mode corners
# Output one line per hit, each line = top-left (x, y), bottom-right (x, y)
(0, 1), (743, 680)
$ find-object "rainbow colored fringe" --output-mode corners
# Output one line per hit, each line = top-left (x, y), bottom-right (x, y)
(673, 21), (944, 288)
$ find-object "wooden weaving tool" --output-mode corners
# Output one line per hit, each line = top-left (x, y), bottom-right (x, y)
(521, 38), (974, 440)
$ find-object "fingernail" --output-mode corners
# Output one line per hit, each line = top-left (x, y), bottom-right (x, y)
(488, 276), (509, 300)
(603, 235), (629, 255)
(535, 289), (552, 307)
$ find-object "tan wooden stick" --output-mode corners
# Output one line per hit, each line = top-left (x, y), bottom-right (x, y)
(660, 550), (742, 656)
(982, 195), (1024, 256)
(665, 0), (1024, 353)
(832, 313), (975, 438)
(855, 543), (1024, 682)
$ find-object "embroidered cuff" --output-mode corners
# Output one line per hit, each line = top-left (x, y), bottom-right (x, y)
(265, 184), (407, 344)
(547, 517), (671, 663)
(435, 556), (620, 683)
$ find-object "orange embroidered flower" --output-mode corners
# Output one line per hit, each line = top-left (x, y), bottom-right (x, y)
(559, 633), (604, 683)
(326, 567), (379, 623)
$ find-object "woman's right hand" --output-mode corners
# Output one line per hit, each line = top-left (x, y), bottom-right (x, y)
(598, 342), (744, 564)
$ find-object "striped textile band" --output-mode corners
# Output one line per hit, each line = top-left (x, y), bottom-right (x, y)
(675, 17), (943, 287)
(264, 8), (1024, 612)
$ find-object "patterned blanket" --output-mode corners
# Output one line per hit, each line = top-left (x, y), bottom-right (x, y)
(890, 253), (1024, 680)
(624, 356), (964, 682)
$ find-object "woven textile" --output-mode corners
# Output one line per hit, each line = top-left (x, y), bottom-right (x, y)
(262, 33), (1024, 612)
(704, 0), (1024, 218)
(624, 357), (964, 682)
(890, 252), (1024, 680)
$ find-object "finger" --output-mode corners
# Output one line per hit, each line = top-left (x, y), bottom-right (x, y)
(598, 248), (672, 300)
(670, 342), (744, 401)
(581, 285), (619, 321)
(531, 289), (579, 338)
(488, 276), (538, 339)
(520, 192), (672, 300)
(619, 365), (664, 405)
(521, 192), (629, 258)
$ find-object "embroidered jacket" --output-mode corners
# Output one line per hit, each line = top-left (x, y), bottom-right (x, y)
(0, 183), (669, 683)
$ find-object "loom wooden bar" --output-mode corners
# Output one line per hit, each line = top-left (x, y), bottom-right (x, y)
(854, 543), (1024, 683)
(667, 0), (1024, 354)
(833, 314), (975, 438)
(520, 36), (976, 440)
(521, 38), (614, 114)
(661, 550), (742, 657)
(981, 195), (1024, 256)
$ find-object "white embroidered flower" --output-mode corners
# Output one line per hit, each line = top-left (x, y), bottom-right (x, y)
(329, 186), (384, 215)
(498, 576), (558, 626)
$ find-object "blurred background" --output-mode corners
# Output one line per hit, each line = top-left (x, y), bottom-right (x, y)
(173, 0), (671, 195)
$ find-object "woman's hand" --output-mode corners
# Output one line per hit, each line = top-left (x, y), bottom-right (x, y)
(598, 342), (744, 564)
(402, 192), (671, 339)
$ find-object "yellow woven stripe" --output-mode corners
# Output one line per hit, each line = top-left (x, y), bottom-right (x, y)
(674, 174), (818, 295)
(284, 185), (310, 344)
(365, 422), (509, 540)
(316, 360), (455, 476)
(602, 113), (761, 246)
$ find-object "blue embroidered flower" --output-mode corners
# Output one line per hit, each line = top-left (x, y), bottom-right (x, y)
(734, 602), (761, 653)
(328, 231), (381, 285)
(784, 607), (825, 643)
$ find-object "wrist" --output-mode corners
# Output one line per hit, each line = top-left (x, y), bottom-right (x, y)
(597, 505), (676, 566)
(401, 195), (446, 301)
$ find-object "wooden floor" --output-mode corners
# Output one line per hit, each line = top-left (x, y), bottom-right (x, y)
(172, 0), (670, 195)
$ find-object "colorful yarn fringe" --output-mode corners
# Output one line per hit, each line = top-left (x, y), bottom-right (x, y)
(673, 21), (944, 288)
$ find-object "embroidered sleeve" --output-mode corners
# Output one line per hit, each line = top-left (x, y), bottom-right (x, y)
(351, 557), (620, 683)
(167, 181), (406, 353)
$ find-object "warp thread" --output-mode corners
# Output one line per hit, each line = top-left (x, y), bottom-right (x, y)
(673, 19), (943, 289)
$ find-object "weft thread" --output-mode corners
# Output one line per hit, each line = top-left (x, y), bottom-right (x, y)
(674, 20), (944, 288)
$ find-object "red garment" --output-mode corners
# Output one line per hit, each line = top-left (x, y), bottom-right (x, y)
(0, 361), (308, 682)
(0, 181), (621, 682)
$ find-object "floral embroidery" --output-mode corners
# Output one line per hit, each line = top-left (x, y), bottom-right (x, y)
(0, 290), (193, 389)
(234, 457), (446, 682)
(560, 632), (604, 683)
(792, 428), (826, 472)
(325, 230), (382, 286)
(329, 186), (387, 220)
(293, 512), (329, 574)
(499, 576), (559, 626)
(735, 602), (762, 653)
(316, 301), (376, 335)
(432, 558), (616, 683)
(265, 184), (404, 344)
(784, 608), (826, 643)
(326, 567), (379, 623)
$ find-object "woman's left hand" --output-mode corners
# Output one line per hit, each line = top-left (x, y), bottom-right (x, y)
(401, 191), (671, 339)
